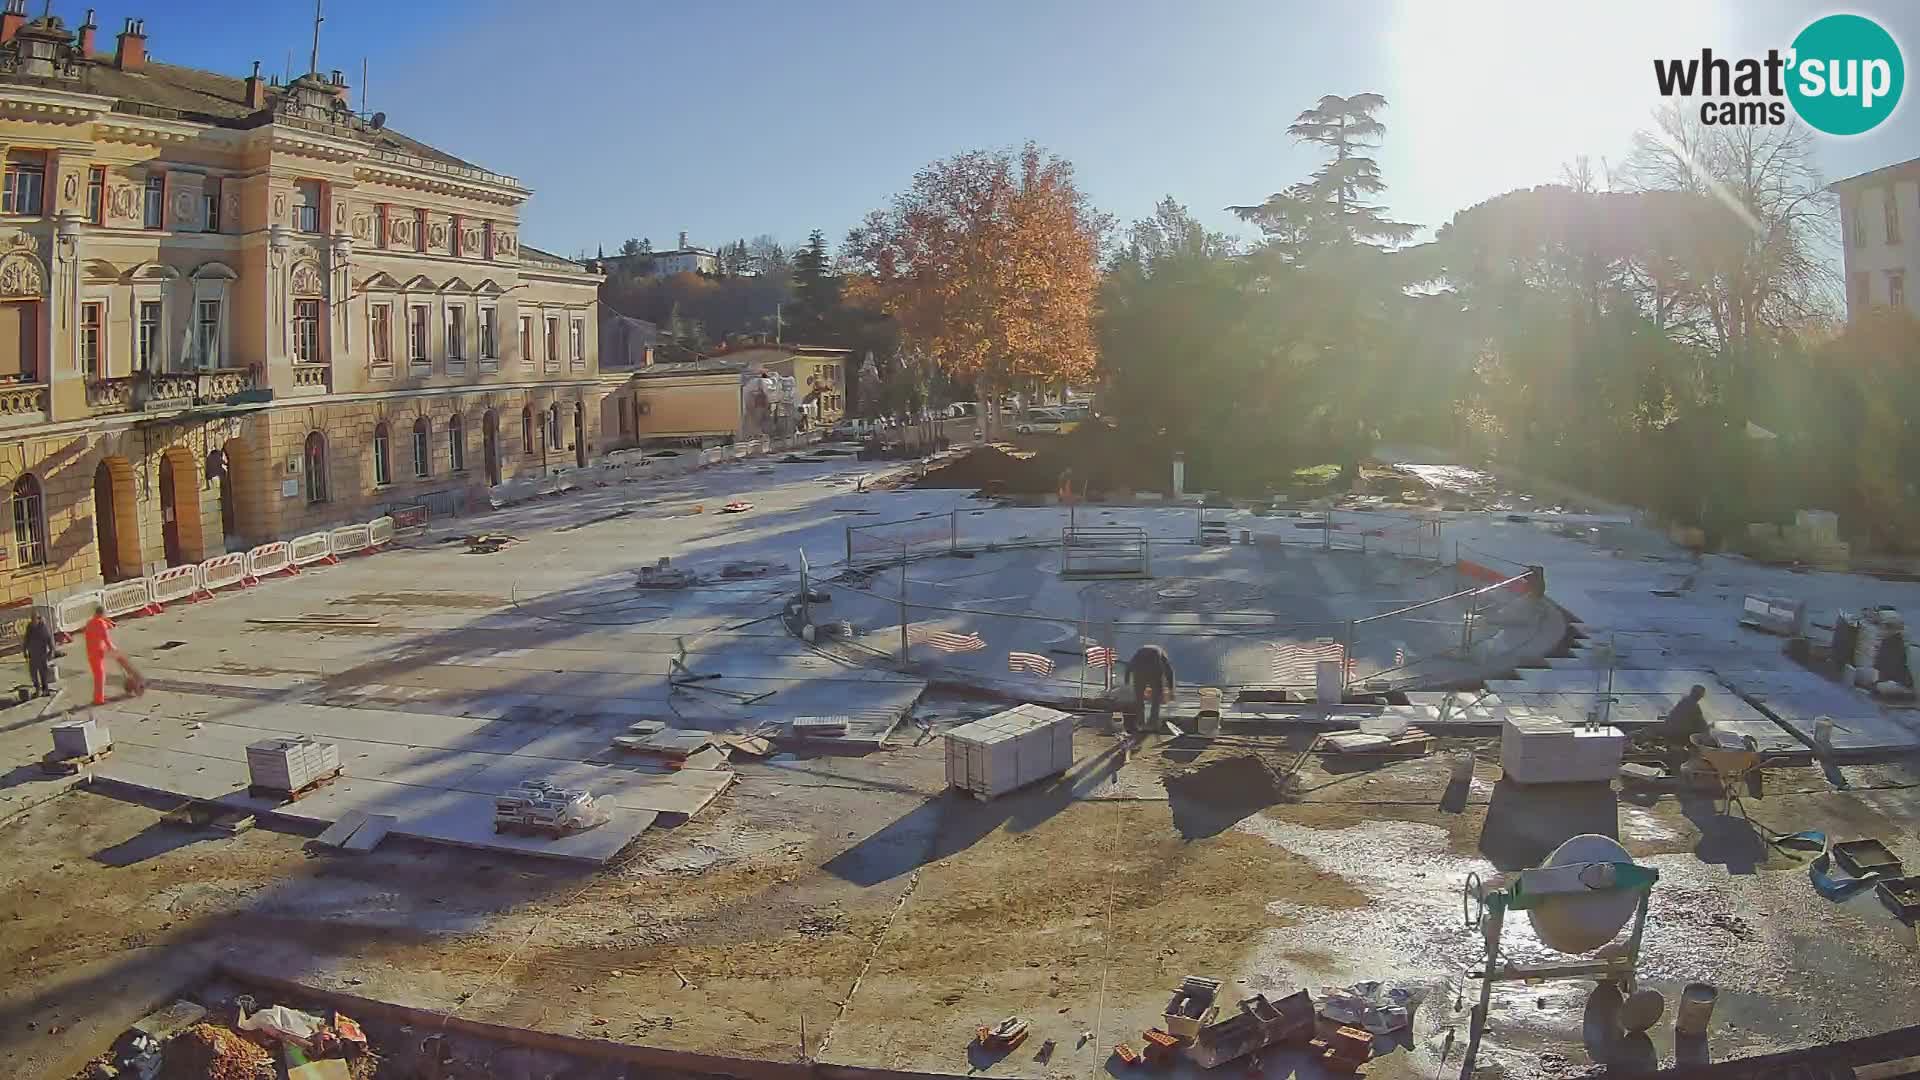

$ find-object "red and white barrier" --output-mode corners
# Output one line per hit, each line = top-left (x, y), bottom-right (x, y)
(201, 551), (250, 592)
(54, 590), (102, 635)
(290, 531), (334, 567)
(101, 577), (154, 618)
(367, 516), (396, 548)
(148, 563), (205, 607)
(330, 523), (371, 557)
(248, 541), (292, 579)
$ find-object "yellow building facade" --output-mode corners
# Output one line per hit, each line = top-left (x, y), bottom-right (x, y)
(0, 10), (611, 614)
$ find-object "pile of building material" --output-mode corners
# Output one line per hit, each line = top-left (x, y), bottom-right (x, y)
(1832, 607), (1912, 693)
(492, 780), (609, 837)
(944, 704), (1074, 800)
(635, 557), (696, 589)
(1500, 714), (1625, 784)
(246, 737), (341, 798)
(1741, 510), (1849, 569)
(43, 717), (112, 773)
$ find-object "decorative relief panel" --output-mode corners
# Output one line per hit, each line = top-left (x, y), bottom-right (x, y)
(290, 262), (325, 297)
(0, 251), (46, 298)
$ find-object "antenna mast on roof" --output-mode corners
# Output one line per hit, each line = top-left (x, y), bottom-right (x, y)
(360, 56), (367, 119)
(308, 0), (323, 77)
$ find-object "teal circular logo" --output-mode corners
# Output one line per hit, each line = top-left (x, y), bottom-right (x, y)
(1788, 14), (1904, 136)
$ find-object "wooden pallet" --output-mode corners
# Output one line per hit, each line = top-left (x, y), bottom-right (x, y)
(248, 766), (342, 803)
(40, 747), (112, 775)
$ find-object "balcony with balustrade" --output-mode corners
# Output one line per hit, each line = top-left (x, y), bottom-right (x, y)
(0, 377), (48, 428)
(84, 367), (265, 417)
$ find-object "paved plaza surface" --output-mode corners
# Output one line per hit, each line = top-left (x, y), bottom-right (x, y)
(3, 446), (1920, 1080)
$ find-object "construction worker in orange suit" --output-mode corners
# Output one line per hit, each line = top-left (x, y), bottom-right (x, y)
(81, 604), (143, 704)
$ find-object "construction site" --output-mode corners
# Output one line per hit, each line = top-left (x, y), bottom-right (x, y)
(5, 442), (1920, 1080)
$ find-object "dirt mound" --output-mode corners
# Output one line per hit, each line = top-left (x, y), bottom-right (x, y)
(159, 1024), (273, 1080)
(914, 444), (1057, 494)
(1164, 753), (1291, 808)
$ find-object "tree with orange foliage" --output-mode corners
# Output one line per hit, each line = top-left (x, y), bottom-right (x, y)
(844, 144), (1107, 425)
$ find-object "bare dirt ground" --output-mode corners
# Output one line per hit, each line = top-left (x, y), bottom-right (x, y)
(8, 724), (1920, 1080)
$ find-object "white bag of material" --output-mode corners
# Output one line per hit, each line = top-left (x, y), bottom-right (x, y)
(237, 1004), (323, 1044)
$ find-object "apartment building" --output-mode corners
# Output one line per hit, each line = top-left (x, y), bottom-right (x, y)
(1832, 156), (1918, 319)
(0, 5), (611, 610)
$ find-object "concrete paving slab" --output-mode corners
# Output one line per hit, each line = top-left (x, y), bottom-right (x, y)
(313, 809), (369, 847)
(340, 813), (396, 852)
(1717, 668), (1920, 753)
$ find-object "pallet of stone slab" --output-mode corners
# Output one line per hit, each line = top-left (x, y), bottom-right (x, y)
(248, 766), (344, 804)
(40, 746), (113, 775)
(610, 729), (715, 759)
(1322, 726), (1434, 756)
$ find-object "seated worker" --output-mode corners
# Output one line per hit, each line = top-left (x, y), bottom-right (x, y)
(1664, 684), (1710, 750)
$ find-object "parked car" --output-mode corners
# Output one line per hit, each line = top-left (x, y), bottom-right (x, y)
(1016, 408), (1075, 435)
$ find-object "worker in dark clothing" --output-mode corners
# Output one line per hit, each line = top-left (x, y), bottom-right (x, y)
(1126, 644), (1175, 736)
(1664, 684), (1709, 750)
(23, 610), (55, 697)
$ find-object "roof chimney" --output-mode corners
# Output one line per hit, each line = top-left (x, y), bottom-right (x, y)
(76, 9), (97, 54)
(114, 17), (146, 71)
(328, 68), (350, 105)
(0, 0), (28, 46)
(678, 231), (689, 250)
(244, 59), (266, 109)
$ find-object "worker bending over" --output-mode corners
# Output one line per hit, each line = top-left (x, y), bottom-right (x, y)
(1127, 643), (1175, 736)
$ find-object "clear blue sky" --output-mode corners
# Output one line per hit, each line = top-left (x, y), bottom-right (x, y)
(97, 0), (1920, 257)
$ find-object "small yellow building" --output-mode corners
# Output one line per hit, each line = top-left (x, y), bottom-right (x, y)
(719, 345), (850, 428)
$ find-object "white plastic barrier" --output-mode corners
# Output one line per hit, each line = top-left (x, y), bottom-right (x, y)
(329, 524), (371, 557)
(54, 590), (102, 635)
(290, 531), (334, 567)
(248, 541), (292, 578)
(201, 552), (249, 592)
(101, 577), (153, 618)
(367, 516), (396, 548)
(148, 563), (204, 606)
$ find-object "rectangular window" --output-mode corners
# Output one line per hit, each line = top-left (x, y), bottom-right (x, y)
(479, 306), (497, 359)
(570, 318), (585, 368)
(1889, 188), (1903, 245)
(137, 300), (162, 370)
(415, 208), (427, 253)
(447, 306), (466, 361)
(450, 423), (465, 472)
(293, 299), (321, 364)
(413, 425), (430, 478)
(12, 481), (45, 567)
(1851, 200), (1868, 249)
(296, 179), (321, 233)
(370, 303), (392, 365)
(376, 204), (389, 250)
(81, 302), (103, 377)
(1854, 272), (1871, 308)
(373, 427), (391, 486)
(1893, 271), (1908, 311)
(519, 316), (533, 367)
(408, 304), (429, 363)
(86, 166), (105, 226)
(544, 317), (558, 368)
(144, 172), (164, 229)
(196, 299), (220, 368)
(202, 177), (221, 233)
(2, 152), (46, 216)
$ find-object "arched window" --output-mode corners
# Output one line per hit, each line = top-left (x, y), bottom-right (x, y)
(304, 431), (328, 503)
(373, 422), (391, 486)
(521, 405), (535, 457)
(548, 403), (563, 448)
(412, 416), (431, 479)
(449, 413), (466, 472)
(11, 473), (46, 567)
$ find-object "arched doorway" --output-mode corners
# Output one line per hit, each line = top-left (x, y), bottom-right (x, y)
(218, 437), (258, 549)
(157, 447), (204, 567)
(92, 457), (140, 582)
(483, 409), (502, 485)
(574, 402), (587, 468)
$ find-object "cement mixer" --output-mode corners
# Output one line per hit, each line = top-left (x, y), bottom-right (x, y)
(1464, 835), (1658, 1024)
